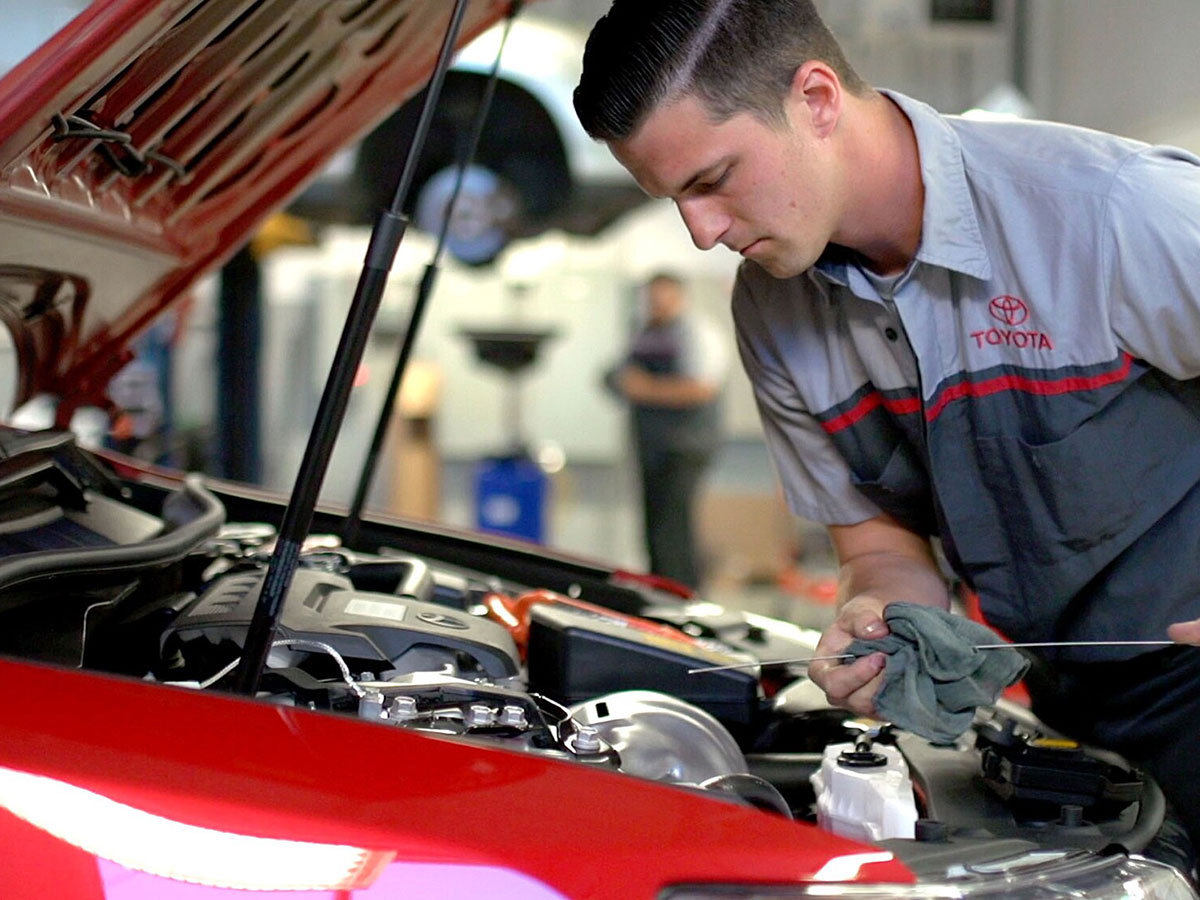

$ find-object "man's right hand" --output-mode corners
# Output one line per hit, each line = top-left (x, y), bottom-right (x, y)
(807, 594), (889, 717)
(807, 513), (952, 717)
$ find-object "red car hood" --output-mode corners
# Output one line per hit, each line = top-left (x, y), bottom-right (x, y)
(0, 0), (506, 413)
(0, 658), (914, 898)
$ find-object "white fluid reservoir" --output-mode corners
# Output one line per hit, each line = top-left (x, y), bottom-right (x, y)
(810, 741), (918, 843)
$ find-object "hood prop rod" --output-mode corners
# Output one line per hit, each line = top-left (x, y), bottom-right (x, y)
(233, 0), (472, 695)
(343, 1), (522, 548)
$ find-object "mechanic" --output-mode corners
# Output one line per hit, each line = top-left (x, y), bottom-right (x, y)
(604, 272), (728, 588)
(573, 0), (1200, 850)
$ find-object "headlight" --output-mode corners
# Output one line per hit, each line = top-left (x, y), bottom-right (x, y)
(661, 851), (1197, 899)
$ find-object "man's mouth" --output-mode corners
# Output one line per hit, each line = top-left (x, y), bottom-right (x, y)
(739, 238), (767, 257)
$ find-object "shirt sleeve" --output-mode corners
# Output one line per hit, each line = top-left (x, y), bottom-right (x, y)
(1106, 146), (1200, 380)
(732, 267), (882, 526)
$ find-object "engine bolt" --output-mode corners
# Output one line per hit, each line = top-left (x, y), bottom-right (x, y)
(466, 704), (497, 727)
(573, 726), (602, 753)
(500, 705), (528, 728)
(388, 695), (419, 721)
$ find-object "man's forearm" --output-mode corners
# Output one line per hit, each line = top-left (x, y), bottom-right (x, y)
(836, 549), (951, 613)
(619, 365), (718, 407)
(829, 515), (951, 614)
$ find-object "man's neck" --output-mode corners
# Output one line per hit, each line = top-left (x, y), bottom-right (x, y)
(834, 92), (925, 277)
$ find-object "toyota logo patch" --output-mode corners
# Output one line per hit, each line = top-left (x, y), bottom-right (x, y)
(988, 295), (1029, 327)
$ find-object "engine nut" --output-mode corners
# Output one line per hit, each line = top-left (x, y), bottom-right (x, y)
(572, 726), (602, 753)
(500, 704), (528, 728)
(388, 695), (419, 721)
(466, 704), (498, 727)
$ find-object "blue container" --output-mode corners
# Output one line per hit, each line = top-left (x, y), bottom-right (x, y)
(474, 456), (548, 543)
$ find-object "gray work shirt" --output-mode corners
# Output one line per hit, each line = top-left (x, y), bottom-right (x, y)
(732, 90), (1200, 660)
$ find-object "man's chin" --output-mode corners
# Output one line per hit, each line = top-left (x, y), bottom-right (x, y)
(754, 256), (809, 279)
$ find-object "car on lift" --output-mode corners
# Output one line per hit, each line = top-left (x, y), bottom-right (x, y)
(0, 1), (1195, 898)
(290, 12), (647, 265)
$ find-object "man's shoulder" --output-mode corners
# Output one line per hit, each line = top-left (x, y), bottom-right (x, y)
(947, 115), (1157, 195)
(731, 261), (830, 355)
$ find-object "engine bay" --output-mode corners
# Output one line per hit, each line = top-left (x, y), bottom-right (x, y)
(0, 425), (1191, 880)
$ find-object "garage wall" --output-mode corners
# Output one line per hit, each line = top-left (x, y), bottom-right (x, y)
(1025, 0), (1200, 151)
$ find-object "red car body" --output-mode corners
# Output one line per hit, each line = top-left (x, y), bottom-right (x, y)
(0, 654), (910, 899)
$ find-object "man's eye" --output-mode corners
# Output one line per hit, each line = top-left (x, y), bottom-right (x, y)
(697, 170), (729, 194)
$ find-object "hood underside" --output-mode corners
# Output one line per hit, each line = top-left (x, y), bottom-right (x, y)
(0, 0), (509, 414)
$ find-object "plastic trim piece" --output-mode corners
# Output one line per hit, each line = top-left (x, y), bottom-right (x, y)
(0, 474), (223, 589)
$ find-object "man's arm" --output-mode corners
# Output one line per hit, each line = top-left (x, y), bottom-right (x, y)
(807, 512), (951, 716)
(615, 364), (720, 407)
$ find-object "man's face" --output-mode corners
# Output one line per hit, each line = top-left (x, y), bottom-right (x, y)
(610, 93), (837, 279)
(645, 277), (684, 324)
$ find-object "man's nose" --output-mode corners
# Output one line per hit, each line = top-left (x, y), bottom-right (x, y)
(676, 197), (728, 251)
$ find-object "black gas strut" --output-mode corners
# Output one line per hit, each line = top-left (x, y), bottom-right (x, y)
(343, 1), (522, 548)
(233, 0), (473, 695)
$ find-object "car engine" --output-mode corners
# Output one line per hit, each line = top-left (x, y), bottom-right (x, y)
(0, 425), (1193, 882)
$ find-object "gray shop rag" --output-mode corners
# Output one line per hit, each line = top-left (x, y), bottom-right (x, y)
(844, 602), (1030, 744)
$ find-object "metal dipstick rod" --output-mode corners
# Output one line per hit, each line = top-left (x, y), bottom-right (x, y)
(233, 0), (473, 695)
(343, 1), (523, 547)
(686, 640), (1179, 675)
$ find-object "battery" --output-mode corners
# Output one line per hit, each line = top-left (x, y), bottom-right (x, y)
(525, 600), (762, 726)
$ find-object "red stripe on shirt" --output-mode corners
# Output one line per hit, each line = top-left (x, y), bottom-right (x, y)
(821, 392), (921, 434)
(924, 352), (1134, 421)
(820, 353), (1134, 434)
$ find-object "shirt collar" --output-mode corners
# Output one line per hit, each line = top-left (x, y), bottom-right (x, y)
(815, 89), (993, 289)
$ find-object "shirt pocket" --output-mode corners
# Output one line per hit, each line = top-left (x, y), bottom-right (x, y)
(975, 375), (1200, 601)
(976, 429), (1131, 566)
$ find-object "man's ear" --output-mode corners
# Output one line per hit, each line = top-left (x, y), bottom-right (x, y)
(788, 60), (842, 138)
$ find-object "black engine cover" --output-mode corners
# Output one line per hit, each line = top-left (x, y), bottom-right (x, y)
(166, 568), (520, 678)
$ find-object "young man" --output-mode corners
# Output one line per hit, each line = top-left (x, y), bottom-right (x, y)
(605, 272), (727, 588)
(575, 0), (1200, 849)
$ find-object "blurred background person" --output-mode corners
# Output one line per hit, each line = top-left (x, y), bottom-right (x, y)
(605, 273), (728, 588)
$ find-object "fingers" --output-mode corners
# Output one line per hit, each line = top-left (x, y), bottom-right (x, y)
(1167, 619), (1200, 645)
(809, 651), (887, 717)
(807, 595), (891, 717)
(836, 595), (889, 641)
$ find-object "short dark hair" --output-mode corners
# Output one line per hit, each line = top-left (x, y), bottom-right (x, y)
(574, 0), (868, 142)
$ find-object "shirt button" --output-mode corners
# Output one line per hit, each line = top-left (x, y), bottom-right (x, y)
(884, 327), (899, 341)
